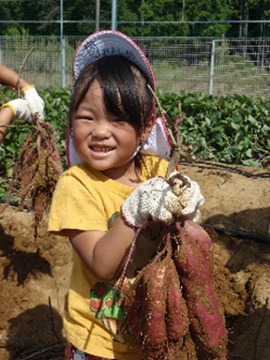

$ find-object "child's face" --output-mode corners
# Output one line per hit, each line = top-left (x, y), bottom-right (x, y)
(71, 79), (143, 175)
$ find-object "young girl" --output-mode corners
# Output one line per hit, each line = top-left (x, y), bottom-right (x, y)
(48, 30), (204, 360)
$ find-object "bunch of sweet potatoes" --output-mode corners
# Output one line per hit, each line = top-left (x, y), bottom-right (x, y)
(6, 121), (62, 231)
(124, 220), (228, 359)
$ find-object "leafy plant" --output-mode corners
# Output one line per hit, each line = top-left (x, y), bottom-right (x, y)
(157, 90), (270, 167)
(0, 87), (269, 199)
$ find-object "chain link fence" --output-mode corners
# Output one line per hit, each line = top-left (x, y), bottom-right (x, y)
(0, 36), (269, 97)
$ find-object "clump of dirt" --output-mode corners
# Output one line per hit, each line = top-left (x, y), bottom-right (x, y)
(0, 162), (270, 360)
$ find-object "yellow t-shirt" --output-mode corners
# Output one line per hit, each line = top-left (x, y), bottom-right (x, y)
(48, 155), (168, 360)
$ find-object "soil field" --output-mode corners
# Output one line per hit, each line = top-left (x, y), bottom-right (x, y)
(0, 162), (270, 360)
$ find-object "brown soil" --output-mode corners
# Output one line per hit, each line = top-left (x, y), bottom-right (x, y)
(0, 162), (270, 360)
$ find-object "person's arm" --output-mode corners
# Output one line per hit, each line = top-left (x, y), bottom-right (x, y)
(64, 217), (136, 281)
(0, 106), (14, 143)
(62, 175), (204, 282)
(0, 64), (29, 91)
(62, 176), (180, 282)
(0, 64), (44, 121)
(0, 99), (33, 144)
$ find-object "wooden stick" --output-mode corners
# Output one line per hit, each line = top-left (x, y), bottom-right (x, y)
(147, 85), (184, 176)
(16, 47), (35, 96)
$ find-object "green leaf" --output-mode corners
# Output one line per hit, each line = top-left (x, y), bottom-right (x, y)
(247, 115), (258, 125)
(231, 122), (240, 130)
(245, 149), (253, 158)
(6, 144), (16, 154)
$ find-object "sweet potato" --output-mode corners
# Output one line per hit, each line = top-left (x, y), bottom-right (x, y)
(125, 275), (144, 341)
(164, 258), (190, 360)
(166, 258), (189, 342)
(141, 262), (168, 360)
(174, 220), (228, 359)
(125, 238), (171, 360)
(141, 262), (168, 348)
(168, 332), (198, 360)
(126, 259), (168, 352)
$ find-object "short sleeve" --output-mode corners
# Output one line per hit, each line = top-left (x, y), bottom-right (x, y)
(48, 173), (108, 234)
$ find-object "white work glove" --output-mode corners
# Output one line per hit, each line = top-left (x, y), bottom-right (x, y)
(168, 172), (205, 222)
(121, 177), (182, 229)
(22, 85), (44, 121)
(2, 99), (33, 122)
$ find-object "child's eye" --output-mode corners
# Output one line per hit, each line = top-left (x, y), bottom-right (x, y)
(76, 116), (93, 121)
(113, 118), (127, 125)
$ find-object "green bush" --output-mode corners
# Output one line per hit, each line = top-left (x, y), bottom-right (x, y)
(158, 91), (270, 168)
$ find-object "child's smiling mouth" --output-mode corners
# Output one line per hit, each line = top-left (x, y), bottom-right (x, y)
(90, 145), (115, 153)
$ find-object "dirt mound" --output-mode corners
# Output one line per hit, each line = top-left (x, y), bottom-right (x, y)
(0, 163), (270, 360)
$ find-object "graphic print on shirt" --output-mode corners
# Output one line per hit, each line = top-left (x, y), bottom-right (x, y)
(90, 282), (128, 343)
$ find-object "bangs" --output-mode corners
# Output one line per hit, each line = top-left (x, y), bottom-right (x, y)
(69, 55), (153, 135)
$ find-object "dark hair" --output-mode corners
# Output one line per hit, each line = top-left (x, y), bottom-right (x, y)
(69, 55), (154, 137)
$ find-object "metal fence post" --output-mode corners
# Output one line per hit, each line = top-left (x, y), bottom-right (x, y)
(61, 38), (66, 88)
(209, 39), (215, 95)
(112, 0), (117, 30)
(60, 0), (66, 88)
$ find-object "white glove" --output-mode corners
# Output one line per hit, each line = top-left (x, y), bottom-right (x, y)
(168, 172), (205, 222)
(2, 99), (33, 122)
(121, 177), (182, 229)
(22, 85), (44, 121)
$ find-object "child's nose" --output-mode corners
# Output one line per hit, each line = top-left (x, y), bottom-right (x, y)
(92, 122), (111, 138)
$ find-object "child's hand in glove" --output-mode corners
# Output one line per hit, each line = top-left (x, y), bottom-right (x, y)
(121, 177), (183, 229)
(1, 99), (33, 122)
(168, 171), (205, 222)
(22, 85), (44, 121)
(121, 173), (205, 229)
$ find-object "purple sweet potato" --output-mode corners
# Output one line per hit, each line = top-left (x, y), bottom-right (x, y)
(165, 258), (189, 342)
(126, 257), (168, 346)
(141, 261), (168, 348)
(141, 261), (168, 360)
(174, 220), (228, 359)
(125, 275), (144, 340)
(125, 239), (171, 360)
(165, 258), (191, 360)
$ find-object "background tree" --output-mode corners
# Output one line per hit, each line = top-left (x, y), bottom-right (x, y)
(183, 0), (236, 37)
(0, 0), (269, 37)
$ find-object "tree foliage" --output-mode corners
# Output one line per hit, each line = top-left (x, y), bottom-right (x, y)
(0, 0), (269, 37)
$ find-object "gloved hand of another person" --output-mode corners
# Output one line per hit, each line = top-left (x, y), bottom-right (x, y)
(2, 99), (33, 122)
(121, 177), (182, 229)
(22, 85), (44, 121)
